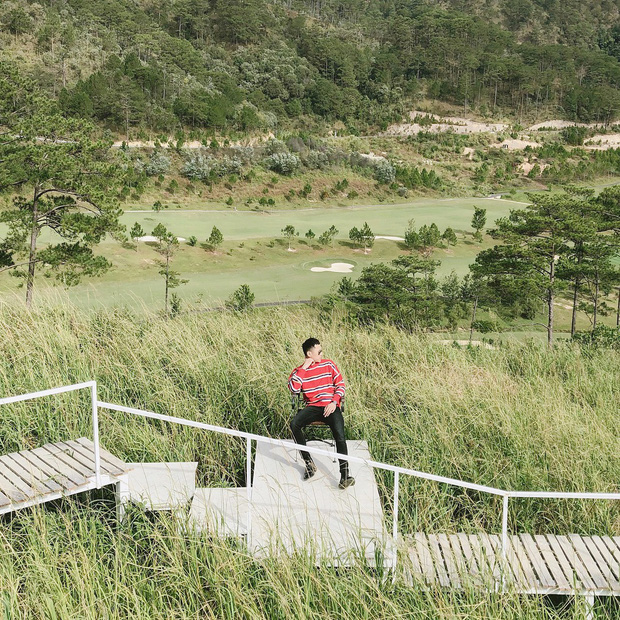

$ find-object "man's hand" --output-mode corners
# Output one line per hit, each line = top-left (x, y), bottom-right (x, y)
(302, 358), (314, 370)
(323, 401), (337, 417)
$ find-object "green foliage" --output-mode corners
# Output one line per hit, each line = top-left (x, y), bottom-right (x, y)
(471, 207), (487, 241)
(225, 283), (255, 312)
(442, 227), (458, 246)
(318, 225), (338, 247)
(281, 224), (299, 249)
(305, 229), (315, 240)
(0, 68), (123, 306)
(265, 152), (300, 176)
(573, 325), (620, 349)
(187, 236), (198, 247)
(130, 222), (145, 245)
(560, 126), (590, 146)
(207, 226), (224, 250)
(374, 160), (395, 184)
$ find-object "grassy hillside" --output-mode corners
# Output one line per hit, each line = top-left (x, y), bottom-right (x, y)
(0, 303), (617, 616)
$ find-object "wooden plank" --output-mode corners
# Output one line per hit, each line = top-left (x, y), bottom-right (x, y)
(76, 438), (127, 472)
(505, 535), (532, 589)
(437, 533), (462, 589)
(0, 489), (11, 507)
(414, 533), (438, 585)
(519, 533), (556, 588)
(426, 534), (451, 588)
(533, 535), (572, 590)
(455, 534), (488, 587)
(7, 452), (62, 493)
(61, 440), (122, 476)
(582, 537), (620, 590)
(478, 532), (502, 583)
(0, 474), (26, 504)
(39, 444), (95, 479)
(448, 535), (477, 586)
(455, 533), (481, 578)
(487, 534), (522, 588)
(568, 534), (612, 591)
(406, 538), (425, 580)
(554, 535), (597, 590)
(594, 537), (620, 583)
(0, 460), (40, 498)
(55, 440), (113, 475)
(20, 449), (81, 489)
(468, 534), (495, 584)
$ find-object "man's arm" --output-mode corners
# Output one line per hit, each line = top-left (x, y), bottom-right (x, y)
(288, 362), (311, 394)
(330, 361), (345, 406)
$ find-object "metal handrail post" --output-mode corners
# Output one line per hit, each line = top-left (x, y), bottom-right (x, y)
(91, 382), (101, 488)
(393, 471), (400, 574)
(246, 438), (252, 548)
(501, 494), (509, 590)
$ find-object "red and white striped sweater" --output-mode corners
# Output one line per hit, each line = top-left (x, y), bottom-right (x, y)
(288, 359), (345, 407)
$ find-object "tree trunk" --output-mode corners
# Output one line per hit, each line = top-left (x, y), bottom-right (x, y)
(547, 259), (555, 347)
(165, 252), (170, 315)
(25, 192), (39, 309)
(616, 286), (619, 327)
(571, 276), (579, 337)
(593, 269), (599, 330)
(469, 296), (478, 344)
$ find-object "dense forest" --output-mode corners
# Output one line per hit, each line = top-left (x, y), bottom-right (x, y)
(3, 0), (620, 135)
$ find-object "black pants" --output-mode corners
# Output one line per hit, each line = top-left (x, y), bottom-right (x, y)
(290, 405), (349, 471)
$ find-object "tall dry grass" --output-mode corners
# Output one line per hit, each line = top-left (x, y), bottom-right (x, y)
(0, 300), (617, 617)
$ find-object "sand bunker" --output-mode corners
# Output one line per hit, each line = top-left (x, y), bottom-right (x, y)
(375, 235), (405, 241)
(310, 262), (354, 273)
(137, 235), (186, 242)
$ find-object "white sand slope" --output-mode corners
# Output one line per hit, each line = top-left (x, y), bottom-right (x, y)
(375, 235), (405, 241)
(137, 235), (186, 242)
(310, 262), (354, 273)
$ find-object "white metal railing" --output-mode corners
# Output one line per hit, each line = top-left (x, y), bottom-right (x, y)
(2, 382), (619, 576)
(0, 382), (101, 488)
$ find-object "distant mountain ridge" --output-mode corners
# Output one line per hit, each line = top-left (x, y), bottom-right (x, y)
(2, 0), (620, 134)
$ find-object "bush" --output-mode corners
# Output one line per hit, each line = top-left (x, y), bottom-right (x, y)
(145, 152), (171, 176)
(374, 160), (396, 184)
(265, 152), (300, 175)
(226, 284), (255, 312)
(182, 152), (214, 181)
(573, 326), (620, 349)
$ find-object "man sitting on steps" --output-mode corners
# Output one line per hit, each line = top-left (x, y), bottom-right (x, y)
(288, 337), (355, 489)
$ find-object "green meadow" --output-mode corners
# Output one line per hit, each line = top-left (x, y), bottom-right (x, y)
(0, 197), (520, 309)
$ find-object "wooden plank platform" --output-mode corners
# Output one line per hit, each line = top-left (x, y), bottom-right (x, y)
(405, 533), (620, 596)
(0, 438), (131, 515)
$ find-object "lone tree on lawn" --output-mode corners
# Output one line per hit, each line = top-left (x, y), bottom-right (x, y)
(0, 64), (124, 307)
(152, 223), (187, 316)
(281, 224), (298, 250)
(207, 225), (223, 251)
(130, 222), (145, 247)
(471, 207), (487, 242)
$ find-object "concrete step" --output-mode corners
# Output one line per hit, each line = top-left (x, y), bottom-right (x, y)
(189, 487), (249, 536)
(126, 462), (197, 511)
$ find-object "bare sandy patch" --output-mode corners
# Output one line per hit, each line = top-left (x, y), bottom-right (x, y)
(310, 262), (354, 273)
(527, 120), (602, 130)
(492, 138), (541, 150)
(382, 110), (508, 137)
(376, 235), (405, 241)
(584, 133), (620, 150)
(137, 235), (186, 242)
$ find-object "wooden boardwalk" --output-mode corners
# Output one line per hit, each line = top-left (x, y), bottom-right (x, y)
(407, 533), (620, 596)
(0, 437), (130, 516)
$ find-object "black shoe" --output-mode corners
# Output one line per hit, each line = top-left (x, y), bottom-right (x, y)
(338, 475), (355, 490)
(303, 460), (317, 480)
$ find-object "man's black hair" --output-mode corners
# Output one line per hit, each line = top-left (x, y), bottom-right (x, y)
(302, 337), (320, 356)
